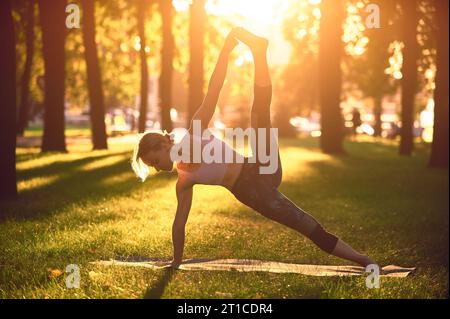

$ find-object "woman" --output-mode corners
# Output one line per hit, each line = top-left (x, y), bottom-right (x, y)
(131, 28), (376, 268)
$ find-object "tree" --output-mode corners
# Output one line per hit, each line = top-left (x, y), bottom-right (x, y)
(318, 0), (345, 154)
(159, 0), (174, 131)
(38, 0), (67, 152)
(188, 0), (205, 125)
(399, 0), (419, 156)
(81, 0), (108, 149)
(0, 0), (18, 199)
(16, 0), (35, 136)
(350, 0), (398, 137)
(137, 0), (149, 133)
(429, 0), (449, 168)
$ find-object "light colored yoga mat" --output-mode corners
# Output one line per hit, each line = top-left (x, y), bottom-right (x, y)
(90, 259), (415, 278)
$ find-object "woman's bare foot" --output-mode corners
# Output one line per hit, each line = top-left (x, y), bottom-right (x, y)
(232, 27), (268, 53)
(358, 255), (379, 268)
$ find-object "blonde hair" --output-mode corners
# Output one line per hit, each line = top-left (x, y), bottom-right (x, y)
(131, 130), (174, 182)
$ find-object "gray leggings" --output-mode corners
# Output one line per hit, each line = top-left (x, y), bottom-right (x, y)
(231, 85), (339, 253)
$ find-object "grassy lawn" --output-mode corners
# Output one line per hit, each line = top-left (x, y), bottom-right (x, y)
(23, 125), (92, 138)
(0, 136), (448, 299)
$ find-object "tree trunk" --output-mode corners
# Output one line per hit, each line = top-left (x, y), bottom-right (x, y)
(429, 0), (449, 168)
(159, 0), (173, 132)
(38, 0), (67, 152)
(373, 96), (383, 137)
(81, 0), (108, 149)
(137, 0), (149, 133)
(318, 0), (345, 154)
(17, 0), (35, 136)
(188, 0), (205, 126)
(399, 0), (418, 156)
(0, 0), (17, 199)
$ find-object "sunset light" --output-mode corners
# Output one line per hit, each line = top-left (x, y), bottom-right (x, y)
(206, 0), (284, 25)
(174, 0), (288, 26)
(1, 0), (447, 303)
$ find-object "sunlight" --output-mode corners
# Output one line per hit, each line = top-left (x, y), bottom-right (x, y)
(17, 176), (59, 192)
(205, 0), (283, 25)
(343, 6), (367, 56)
(420, 98), (435, 143)
(81, 154), (127, 172)
(385, 41), (404, 80)
(172, 0), (190, 12)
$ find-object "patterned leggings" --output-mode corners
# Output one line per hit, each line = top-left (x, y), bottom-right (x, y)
(230, 85), (339, 253)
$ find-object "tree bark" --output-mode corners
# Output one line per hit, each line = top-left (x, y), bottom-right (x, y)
(188, 0), (205, 126)
(81, 0), (108, 149)
(38, 0), (67, 152)
(429, 0), (449, 168)
(159, 0), (174, 132)
(318, 0), (345, 154)
(399, 0), (418, 156)
(17, 0), (35, 136)
(0, 0), (18, 199)
(137, 0), (149, 133)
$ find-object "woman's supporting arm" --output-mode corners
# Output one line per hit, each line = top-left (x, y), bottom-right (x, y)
(171, 180), (193, 264)
(190, 33), (238, 131)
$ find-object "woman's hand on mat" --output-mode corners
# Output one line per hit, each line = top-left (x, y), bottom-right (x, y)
(169, 258), (182, 269)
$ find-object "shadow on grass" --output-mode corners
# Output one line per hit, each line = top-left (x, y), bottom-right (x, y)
(143, 268), (177, 299)
(0, 150), (176, 224)
(16, 151), (129, 181)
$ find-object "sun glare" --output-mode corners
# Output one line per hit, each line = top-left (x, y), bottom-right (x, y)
(173, 0), (287, 26)
(206, 0), (282, 24)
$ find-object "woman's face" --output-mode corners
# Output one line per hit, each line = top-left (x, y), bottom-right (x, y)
(141, 143), (174, 172)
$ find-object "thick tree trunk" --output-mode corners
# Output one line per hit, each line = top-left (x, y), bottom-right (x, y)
(17, 0), (35, 136)
(373, 96), (383, 137)
(38, 0), (67, 152)
(159, 0), (173, 132)
(318, 0), (345, 154)
(399, 0), (418, 156)
(188, 0), (205, 126)
(81, 0), (108, 149)
(0, 0), (18, 199)
(137, 0), (149, 133)
(429, 0), (449, 168)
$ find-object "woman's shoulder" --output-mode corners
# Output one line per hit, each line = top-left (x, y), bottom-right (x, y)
(176, 161), (202, 172)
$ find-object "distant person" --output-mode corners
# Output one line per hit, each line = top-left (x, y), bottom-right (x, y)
(351, 107), (362, 136)
(131, 28), (377, 269)
(387, 122), (400, 139)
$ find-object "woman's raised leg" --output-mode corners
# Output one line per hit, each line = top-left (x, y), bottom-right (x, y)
(233, 27), (282, 186)
(231, 28), (376, 268)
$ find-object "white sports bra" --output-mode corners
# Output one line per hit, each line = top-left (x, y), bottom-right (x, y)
(174, 132), (245, 186)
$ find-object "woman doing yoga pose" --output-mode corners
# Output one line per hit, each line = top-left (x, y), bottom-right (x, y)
(131, 28), (376, 268)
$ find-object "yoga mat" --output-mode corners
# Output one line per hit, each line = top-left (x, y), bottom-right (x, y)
(90, 259), (415, 278)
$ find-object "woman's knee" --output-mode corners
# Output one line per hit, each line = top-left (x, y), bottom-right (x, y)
(259, 195), (339, 253)
(258, 192), (310, 231)
(308, 224), (339, 254)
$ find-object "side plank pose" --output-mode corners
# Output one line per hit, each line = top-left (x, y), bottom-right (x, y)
(132, 28), (376, 269)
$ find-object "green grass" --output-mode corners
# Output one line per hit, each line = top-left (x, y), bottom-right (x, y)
(23, 124), (92, 138)
(0, 136), (448, 298)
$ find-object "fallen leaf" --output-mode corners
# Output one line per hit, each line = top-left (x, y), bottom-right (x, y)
(47, 268), (63, 279)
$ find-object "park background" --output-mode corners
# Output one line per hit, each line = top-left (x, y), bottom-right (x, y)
(0, 0), (448, 298)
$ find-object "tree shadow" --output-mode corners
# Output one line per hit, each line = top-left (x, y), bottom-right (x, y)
(16, 151), (128, 181)
(0, 150), (176, 223)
